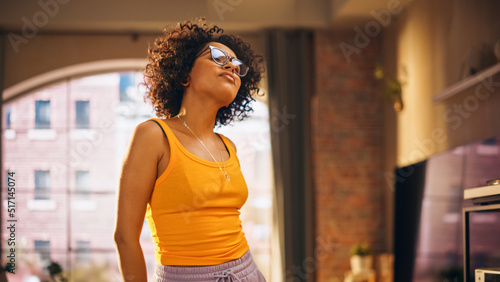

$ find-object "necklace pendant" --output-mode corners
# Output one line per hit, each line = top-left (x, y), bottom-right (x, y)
(226, 175), (231, 182)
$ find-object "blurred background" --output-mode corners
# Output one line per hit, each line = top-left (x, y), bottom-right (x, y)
(1, 0), (500, 281)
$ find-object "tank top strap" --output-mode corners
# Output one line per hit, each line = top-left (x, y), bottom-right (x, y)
(147, 118), (179, 184)
(217, 133), (237, 161)
(147, 118), (179, 145)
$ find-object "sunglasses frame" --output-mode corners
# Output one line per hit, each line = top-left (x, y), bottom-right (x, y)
(197, 46), (249, 77)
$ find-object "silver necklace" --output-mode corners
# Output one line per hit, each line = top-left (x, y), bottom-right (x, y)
(177, 115), (230, 181)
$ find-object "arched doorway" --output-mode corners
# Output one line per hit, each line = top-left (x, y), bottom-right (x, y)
(1, 62), (275, 281)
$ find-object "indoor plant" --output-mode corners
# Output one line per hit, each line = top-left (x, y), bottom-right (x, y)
(374, 64), (405, 112)
(349, 243), (373, 274)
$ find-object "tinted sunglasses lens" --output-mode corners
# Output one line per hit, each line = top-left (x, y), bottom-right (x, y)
(232, 59), (249, 77)
(209, 47), (249, 77)
(210, 48), (227, 65)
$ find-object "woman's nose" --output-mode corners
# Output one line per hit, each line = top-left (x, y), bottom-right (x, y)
(223, 61), (236, 73)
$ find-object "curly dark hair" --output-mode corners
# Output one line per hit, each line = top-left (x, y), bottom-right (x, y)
(144, 18), (264, 126)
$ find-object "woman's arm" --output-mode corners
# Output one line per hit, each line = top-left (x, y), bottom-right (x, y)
(114, 121), (167, 281)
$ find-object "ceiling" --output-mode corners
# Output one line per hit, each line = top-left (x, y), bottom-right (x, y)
(0, 0), (412, 34)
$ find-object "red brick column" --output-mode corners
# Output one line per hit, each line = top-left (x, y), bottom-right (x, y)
(312, 29), (386, 281)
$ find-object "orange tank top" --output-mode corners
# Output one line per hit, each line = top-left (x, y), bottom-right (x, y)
(145, 118), (249, 266)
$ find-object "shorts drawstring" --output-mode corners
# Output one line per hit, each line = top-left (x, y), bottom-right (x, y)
(214, 269), (243, 282)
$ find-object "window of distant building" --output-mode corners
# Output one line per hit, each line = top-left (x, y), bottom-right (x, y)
(119, 72), (136, 102)
(5, 106), (11, 129)
(75, 100), (90, 129)
(75, 240), (91, 263)
(34, 170), (50, 200)
(75, 170), (90, 199)
(34, 240), (51, 262)
(35, 100), (51, 129)
(5, 171), (10, 188)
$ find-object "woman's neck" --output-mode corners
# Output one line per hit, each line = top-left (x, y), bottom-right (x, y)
(176, 96), (220, 139)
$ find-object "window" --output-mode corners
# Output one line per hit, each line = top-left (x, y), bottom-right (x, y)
(119, 73), (135, 102)
(5, 106), (11, 129)
(75, 170), (90, 198)
(35, 170), (50, 200)
(75, 101), (90, 128)
(35, 100), (51, 129)
(5, 171), (11, 188)
(75, 240), (91, 263)
(34, 240), (51, 262)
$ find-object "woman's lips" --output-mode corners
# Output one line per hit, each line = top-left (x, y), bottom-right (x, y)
(220, 72), (235, 84)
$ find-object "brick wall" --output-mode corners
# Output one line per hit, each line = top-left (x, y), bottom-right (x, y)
(312, 29), (386, 281)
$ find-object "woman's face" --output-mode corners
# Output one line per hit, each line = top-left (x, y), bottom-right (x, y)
(187, 42), (242, 106)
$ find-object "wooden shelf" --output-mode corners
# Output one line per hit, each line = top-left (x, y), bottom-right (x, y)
(433, 63), (500, 103)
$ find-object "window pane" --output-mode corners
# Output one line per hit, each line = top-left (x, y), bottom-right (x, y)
(119, 72), (136, 102)
(5, 171), (10, 188)
(35, 100), (51, 129)
(75, 100), (90, 128)
(75, 171), (90, 193)
(5, 106), (11, 129)
(75, 241), (91, 263)
(75, 170), (90, 201)
(35, 240), (51, 262)
(35, 170), (50, 200)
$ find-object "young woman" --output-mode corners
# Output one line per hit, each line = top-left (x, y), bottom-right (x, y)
(114, 19), (266, 281)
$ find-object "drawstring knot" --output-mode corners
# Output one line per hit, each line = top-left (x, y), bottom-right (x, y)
(214, 269), (242, 282)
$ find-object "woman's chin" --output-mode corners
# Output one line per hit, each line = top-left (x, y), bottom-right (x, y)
(217, 91), (238, 106)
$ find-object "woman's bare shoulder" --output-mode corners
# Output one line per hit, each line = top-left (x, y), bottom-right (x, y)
(127, 120), (169, 153)
(135, 119), (171, 139)
(136, 119), (162, 133)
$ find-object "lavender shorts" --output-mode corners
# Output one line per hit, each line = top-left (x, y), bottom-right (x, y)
(152, 251), (267, 282)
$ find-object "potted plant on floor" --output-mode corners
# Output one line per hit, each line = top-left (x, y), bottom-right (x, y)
(350, 243), (373, 274)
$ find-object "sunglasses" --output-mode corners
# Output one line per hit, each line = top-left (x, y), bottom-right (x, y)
(197, 46), (249, 77)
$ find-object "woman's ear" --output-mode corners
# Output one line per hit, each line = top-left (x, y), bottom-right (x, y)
(181, 76), (190, 87)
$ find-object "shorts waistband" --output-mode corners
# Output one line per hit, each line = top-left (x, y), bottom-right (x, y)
(154, 251), (256, 281)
